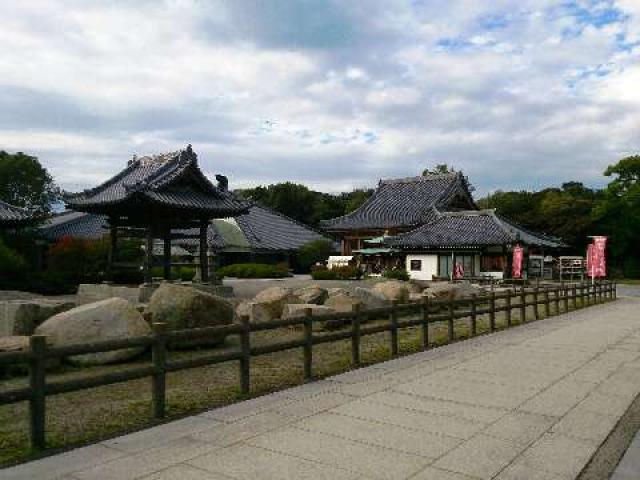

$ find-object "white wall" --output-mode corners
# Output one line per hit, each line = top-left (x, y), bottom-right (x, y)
(406, 254), (438, 281)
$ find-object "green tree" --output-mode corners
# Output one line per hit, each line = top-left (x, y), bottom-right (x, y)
(0, 151), (58, 217)
(422, 164), (454, 175)
(595, 155), (640, 276)
(297, 239), (335, 272)
(344, 188), (373, 213)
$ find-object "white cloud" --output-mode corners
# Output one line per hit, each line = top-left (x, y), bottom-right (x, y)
(0, 0), (638, 196)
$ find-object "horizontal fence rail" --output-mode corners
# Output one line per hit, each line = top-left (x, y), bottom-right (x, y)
(0, 280), (617, 451)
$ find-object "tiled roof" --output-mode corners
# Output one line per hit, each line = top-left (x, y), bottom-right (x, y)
(181, 204), (336, 252)
(321, 172), (474, 231)
(39, 204), (336, 254)
(386, 210), (564, 249)
(66, 146), (248, 216)
(39, 211), (108, 240)
(235, 205), (335, 252)
(0, 200), (32, 225)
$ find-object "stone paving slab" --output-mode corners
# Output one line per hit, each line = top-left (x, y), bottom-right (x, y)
(2, 296), (640, 480)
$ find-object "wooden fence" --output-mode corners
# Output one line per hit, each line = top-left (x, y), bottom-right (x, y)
(0, 280), (616, 451)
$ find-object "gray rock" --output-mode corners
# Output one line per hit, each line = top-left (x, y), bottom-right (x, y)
(425, 281), (485, 300)
(248, 287), (302, 323)
(324, 293), (363, 313)
(35, 298), (151, 366)
(352, 287), (390, 309)
(281, 304), (335, 320)
(77, 283), (142, 304)
(146, 283), (233, 346)
(293, 285), (328, 305)
(373, 281), (410, 303)
(0, 300), (75, 336)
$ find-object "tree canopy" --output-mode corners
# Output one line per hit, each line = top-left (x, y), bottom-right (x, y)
(478, 156), (640, 277)
(0, 151), (58, 217)
(237, 183), (373, 227)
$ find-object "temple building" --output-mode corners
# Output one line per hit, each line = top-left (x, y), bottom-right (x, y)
(322, 172), (563, 280)
(41, 195), (333, 271)
(64, 145), (249, 283)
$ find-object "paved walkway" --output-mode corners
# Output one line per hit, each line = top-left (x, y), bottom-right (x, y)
(3, 295), (640, 480)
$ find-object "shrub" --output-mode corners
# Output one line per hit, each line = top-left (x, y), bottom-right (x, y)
(382, 268), (410, 281)
(297, 239), (335, 272)
(217, 263), (290, 279)
(150, 266), (195, 282)
(310, 265), (362, 280)
(0, 239), (28, 287)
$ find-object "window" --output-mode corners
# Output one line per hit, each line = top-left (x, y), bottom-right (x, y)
(410, 259), (422, 271)
(439, 254), (476, 277)
(438, 255), (452, 277)
(481, 255), (504, 272)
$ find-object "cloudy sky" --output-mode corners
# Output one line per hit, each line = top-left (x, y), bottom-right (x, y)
(1, 1), (639, 196)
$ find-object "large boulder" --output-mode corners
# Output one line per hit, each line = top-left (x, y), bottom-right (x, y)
(324, 293), (363, 313)
(282, 304), (335, 320)
(327, 288), (349, 297)
(425, 281), (485, 300)
(77, 283), (142, 304)
(0, 299), (75, 336)
(406, 282), (424, 294)
(35, 298), (151, 366)
(373, 281), (410, 303)
(146, 283), (233, 346)
(293, 285), (328, 305)
(352, 287), (390, 310)
(235, 300), (253, 320)
(248, 287), (302, 323)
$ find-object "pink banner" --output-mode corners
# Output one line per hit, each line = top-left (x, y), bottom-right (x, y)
(512, 245), (523, 278)
(593, 236), (607, 277)
(586, 244), (594, 278)
(453, 262), (464, 279)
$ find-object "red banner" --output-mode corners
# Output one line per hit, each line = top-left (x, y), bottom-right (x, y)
(592, 236), (607, 277)
(512, 245), (523, 278)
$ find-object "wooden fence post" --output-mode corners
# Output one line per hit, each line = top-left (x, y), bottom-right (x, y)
(572, 285), (577, 310)
(581, 282), (586, 307)
(421, 297), (430, 350)
(29, 335), (47, 451)
(563, 283), (569, 313)
(598, 282), (603, 303)
(470, 294), (477, 336)
(489, 291), (496, 332)
(520, 285), (526, 323)
(447, 298), (455, 341)
(614, 281), (617, 300)
(151, 321), (167, 418)
(505, 292), (512, 327)
(533, 287), (540, 320)
(544, 287), (550, 317)
(554, 286), (560, 315)
(390, 301), (399, 357)
(303, 308), (313, 382)
(351, 305), (361, 367)
(239, 315), (251, 395)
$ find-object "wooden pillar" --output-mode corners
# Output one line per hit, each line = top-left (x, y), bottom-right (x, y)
(144, 228), (153, 284)
(107, 218), (118, 281)
(163, 233), (171, 281)
(199, 221), (209, 283)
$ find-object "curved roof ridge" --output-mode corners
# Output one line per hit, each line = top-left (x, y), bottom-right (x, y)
(379, 172), (457, 185)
